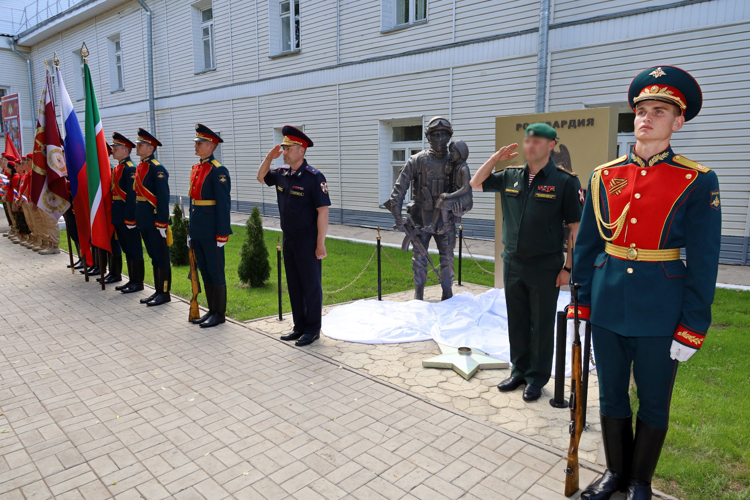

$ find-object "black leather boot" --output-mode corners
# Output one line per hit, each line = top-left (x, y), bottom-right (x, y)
(148, 267), (172, 306)
(116, 258), (132, 291)
(200, 285), (226, 328)
(105, 253), (122, 284)
(192, 284), (214, 324)
(122, 259), (145, 293)
(626, 418), (668, 500)
(140, 266), (160, 303)
(581, 413), (633, 500)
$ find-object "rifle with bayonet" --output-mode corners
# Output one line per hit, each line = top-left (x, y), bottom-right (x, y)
(564, 278), (592, 497)
(182, 198), (201, 322)
(383, 199), (441, 280)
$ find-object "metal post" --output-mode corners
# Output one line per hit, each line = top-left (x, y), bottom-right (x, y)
(457, 222), (463, 286)
(377, 226), (382, 301)
(550, 310), (569, 408)
(276, 237), (283, 321)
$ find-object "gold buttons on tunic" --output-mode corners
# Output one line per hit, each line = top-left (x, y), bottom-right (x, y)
(627, 268), (634, 274)
(634, 193), (641, 199)
(630, 218), (637, 224)
(604, 170), (609, 175)
(641, 170), (647, 176)
(630, 243), (636, 248)
(686, 174), (692, 179)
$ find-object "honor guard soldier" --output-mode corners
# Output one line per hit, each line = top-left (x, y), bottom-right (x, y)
(188, 124), (232, 328)
(257, 126), (330, 347)
(98, 143), (123, 283)
(134, 128), (172, 306)
(572, 67), (720, 500)
(471, 123), (583, 402)
(111, 132), (145, 293)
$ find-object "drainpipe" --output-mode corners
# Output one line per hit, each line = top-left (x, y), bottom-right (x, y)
(136, 0), (156, 138)
(8, 38), (36, 124)
(535, 0), (550, 113)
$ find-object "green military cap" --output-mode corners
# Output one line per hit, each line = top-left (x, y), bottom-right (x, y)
(525, 123), (557, 140)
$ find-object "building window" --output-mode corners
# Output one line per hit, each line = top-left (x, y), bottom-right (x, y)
(378, 120), (423, 204)
(269, 0), (300, 56)
(382, 0), (427, 32)
(107, 35), (124, 92)
(0, 87), (7, 133)
(617, 112), (636, 156)
(191, 0), (216, 73)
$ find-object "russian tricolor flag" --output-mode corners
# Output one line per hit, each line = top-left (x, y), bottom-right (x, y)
(57, 66), (93, 264)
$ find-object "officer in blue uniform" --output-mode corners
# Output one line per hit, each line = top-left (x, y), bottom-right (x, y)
(257, 125), (331, 347)
(188, 124), (232, 328)
(110, 132), (145, 294)
(572, 67), (721, 500)
(133, 128), (172, 307)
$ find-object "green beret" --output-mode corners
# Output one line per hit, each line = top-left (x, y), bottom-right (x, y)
(525, 123), (557, 140)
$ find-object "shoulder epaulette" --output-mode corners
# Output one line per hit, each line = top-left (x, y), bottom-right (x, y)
(672, 155), (710, 173)
(126, 161), (133, 167)
(150, 159), (161, 166)
(594, 155), (628, 171)
(557, 165), (577, 176)
(211, 159), (222, 167)
(305, 165), (320, 174)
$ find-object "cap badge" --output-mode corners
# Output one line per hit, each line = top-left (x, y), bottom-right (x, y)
(649, 67), (667, 79)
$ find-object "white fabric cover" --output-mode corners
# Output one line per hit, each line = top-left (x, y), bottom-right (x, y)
(322, 288), (590, 377)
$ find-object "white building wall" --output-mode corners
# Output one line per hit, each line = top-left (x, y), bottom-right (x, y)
(0, 37), (34, 154)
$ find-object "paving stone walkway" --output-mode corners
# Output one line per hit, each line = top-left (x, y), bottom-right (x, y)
(248, 284), (603, 465)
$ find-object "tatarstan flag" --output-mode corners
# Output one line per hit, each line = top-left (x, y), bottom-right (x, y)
(82, 55), (113, 253)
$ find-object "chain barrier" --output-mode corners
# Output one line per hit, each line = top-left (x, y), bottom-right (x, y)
(461, 235), (495, 276)
(381, 246), (413, 276)
(322, 246), (377, 294)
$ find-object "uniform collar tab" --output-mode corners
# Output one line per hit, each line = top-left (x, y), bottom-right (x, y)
(119, 156), (132, 165)
(631, 145), (674, 167)
(201, 154), (215, 164)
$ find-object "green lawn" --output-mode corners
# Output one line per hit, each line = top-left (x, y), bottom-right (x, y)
(59, 228), (495, 321)
(636, 288), (750, 500)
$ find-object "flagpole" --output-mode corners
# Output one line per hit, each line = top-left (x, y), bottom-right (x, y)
(64, 212), (74, 273)
(99, 247), (106, 290)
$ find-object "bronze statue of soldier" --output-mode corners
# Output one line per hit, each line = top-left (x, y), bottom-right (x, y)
(386, 116), (472, 301)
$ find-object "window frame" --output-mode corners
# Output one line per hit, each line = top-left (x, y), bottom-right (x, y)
(269, 0), (301, 58)
(200, 7), (215, 71)
(107, 34), (125, 93)
(381, 0), (428, 33)
(74, 50), (85, 101)
(378, 118), (424, 206)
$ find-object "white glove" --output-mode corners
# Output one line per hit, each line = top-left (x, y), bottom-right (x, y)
(670, 340), (697, 362)
(187, 235), (191, 248)
(217, 241), (226, 248)
(158, 227), (167, 238)
(126, 225), (136, 229)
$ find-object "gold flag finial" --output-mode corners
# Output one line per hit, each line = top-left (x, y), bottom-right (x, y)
(53, 52), (60, 69)
(80, 42), (89, 63)
(44, 59), (49, 68)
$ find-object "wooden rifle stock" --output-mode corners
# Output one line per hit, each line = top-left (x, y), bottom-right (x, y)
(564, 283), (584, 497)
(188, 246), (201, 322)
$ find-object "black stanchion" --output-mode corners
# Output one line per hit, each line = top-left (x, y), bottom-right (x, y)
(550, 310), (569, 408)
(377, 227), (382, 301)
(458, 222), (463, 286)
(276, 237), (283, 321)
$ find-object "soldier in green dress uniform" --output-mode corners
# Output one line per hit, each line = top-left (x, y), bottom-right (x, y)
(573, 66), (720, 500)
(470, 123), (583, 402)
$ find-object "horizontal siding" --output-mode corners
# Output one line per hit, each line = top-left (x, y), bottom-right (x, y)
(0, 44), (35, 154)
(552, 0), (681, 24)
(549, 23), (750, 237)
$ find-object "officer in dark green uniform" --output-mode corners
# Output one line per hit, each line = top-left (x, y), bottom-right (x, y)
(470, 123), (583, 402)
(188, 124), (232, 328)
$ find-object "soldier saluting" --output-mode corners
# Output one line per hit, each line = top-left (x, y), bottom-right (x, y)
(257, 126), (330, 347)
(573, 66), (721, 500)
(111, 132), (145, 293)
(133, 128), (172, 306)
(188, 124), (232, 328)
